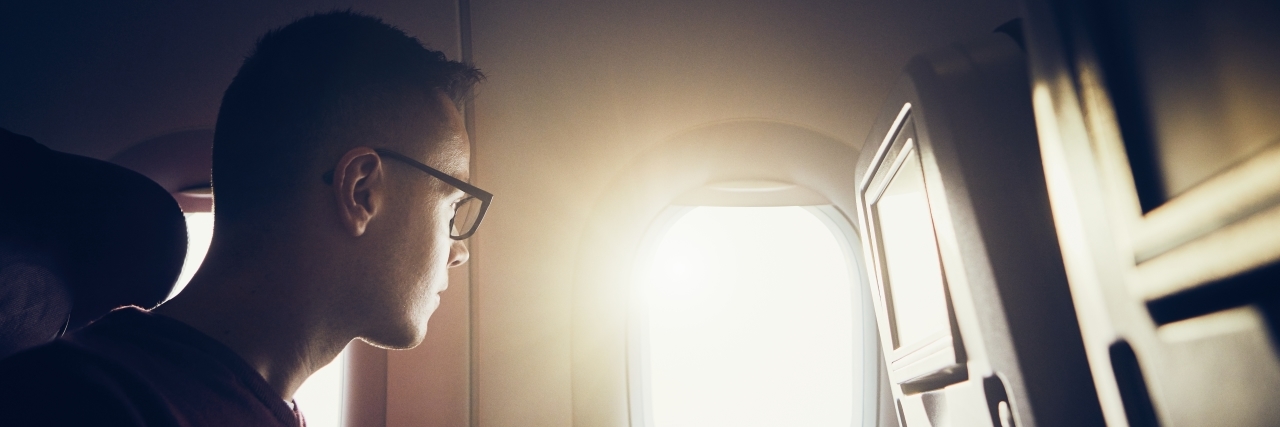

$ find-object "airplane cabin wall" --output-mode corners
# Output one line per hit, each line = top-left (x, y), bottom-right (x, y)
(467, 0), (1018, 426)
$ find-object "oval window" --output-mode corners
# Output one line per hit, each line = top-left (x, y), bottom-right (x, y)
(637, 206), (857, 427)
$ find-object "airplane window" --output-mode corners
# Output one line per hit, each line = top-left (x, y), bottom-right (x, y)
(170, 212), (215, 300)
(638, 206), (855, 427)
(292, 350), (346, 427)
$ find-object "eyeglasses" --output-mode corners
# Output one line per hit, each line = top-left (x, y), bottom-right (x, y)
(322, 148), (492, 240)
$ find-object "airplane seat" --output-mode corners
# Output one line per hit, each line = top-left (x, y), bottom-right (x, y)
(1018, 0), (1280, 425)
(0, 240), (74, 359)
(853, 25), (1103, 427)
(0, 128), (187, 360)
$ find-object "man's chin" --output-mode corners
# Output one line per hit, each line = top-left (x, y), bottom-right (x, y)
(362, 324), (429, 350)
(360, 294), (440, 349)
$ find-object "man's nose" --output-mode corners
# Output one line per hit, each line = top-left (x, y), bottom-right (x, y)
(448, 239), (470, 267)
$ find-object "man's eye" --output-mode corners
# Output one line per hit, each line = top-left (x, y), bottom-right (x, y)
(452, 196), (475, 210)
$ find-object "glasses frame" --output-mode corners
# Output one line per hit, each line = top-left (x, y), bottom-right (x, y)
(322, 148), (492, 240)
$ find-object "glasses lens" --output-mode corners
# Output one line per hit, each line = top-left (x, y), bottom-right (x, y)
(452, 197), (484, 238)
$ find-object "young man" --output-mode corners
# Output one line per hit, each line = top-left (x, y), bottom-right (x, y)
(0, 11), (487, 426)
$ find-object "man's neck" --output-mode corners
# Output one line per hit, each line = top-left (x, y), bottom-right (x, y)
(153, 253), (352, 400)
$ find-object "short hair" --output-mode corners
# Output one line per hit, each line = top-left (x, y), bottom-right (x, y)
(212, 10), (483, 225)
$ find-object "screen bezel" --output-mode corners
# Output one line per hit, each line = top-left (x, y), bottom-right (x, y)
(856, 105), (966, 386)
(868, 140), (950, 352)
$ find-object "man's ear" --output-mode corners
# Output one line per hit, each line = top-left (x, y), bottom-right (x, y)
(331, 147), (384, 236)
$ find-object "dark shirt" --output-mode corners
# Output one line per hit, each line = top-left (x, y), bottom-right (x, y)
(0, 307), (306, 427)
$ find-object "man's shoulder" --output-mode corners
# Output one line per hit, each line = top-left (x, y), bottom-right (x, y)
(0, 336), (138, 383)
(0, 307), (203, 400)
(0, 307), (301, 427)
(0, 308), (197, 426)
(0, 340), (170, 426)
(0, 308), (174, 381)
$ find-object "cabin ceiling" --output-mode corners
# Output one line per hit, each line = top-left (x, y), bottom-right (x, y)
(0, 0), (463, 158)
(0, 0), (1017, 159)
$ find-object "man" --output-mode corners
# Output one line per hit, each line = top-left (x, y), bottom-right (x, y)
(0, 11), (487, 426)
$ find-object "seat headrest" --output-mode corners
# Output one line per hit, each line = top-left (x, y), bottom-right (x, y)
(0, 128), (187, 356)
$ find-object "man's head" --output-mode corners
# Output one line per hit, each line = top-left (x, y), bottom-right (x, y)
(208, 11), (483, 348)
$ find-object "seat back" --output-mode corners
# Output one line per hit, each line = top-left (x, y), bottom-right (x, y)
(853, 29), (1103, 427)
(1018, 0), (1280, 425)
